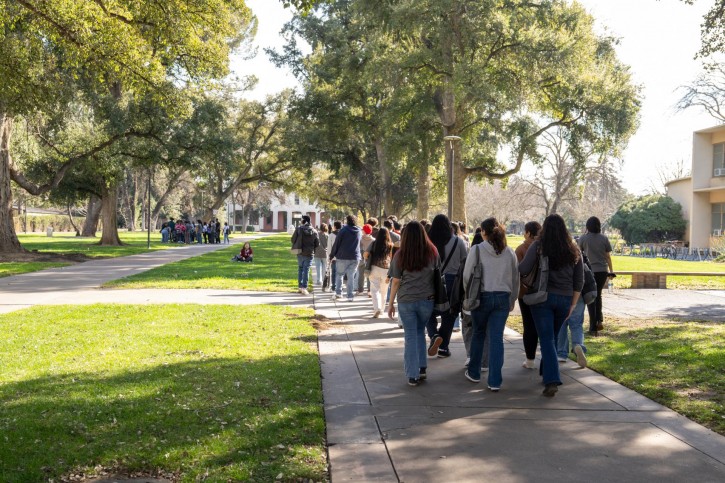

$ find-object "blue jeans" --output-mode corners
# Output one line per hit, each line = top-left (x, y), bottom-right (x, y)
(529, 293), (573, 386)
(334, 259), (358, 299)
(557, 296), (587, 359)
(398, 299), (434, 379)
(314, 257), (327, 285)
(297, 254), (313, 289)
(468, 292), (511, 387)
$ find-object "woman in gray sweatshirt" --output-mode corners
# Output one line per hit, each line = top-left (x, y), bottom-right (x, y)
(462, 218), (519, 392)
(518, 214), (583, 398)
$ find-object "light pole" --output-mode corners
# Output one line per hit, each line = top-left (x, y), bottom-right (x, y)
(147, 168), (152, 249)
(443, 135), (462, 219)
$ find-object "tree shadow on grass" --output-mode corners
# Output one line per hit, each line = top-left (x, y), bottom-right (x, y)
(0, 356), (326, 483)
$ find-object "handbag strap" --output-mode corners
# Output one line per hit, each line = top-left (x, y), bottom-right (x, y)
(440, 237), (459, 274)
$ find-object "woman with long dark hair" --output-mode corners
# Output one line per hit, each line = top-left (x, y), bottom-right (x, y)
(518, 214), (583, 397)
(387, 222), (439, 386)
(365, 227), (394, 318)
(462, 218), (518, 391)
(425, 214), (469, 358)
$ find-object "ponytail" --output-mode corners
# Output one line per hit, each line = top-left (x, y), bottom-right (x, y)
(481, 217), (507, 255)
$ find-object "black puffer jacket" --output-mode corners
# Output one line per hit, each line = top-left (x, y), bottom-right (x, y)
(291, 224), (319, 257)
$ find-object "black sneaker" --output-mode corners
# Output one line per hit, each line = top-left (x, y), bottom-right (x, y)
(427, 335), (443, 356)
(408, 378), (419, 386)
(542, 383), (558, 397)
(437, 348), (451, 358)
(419, 367), (427, 380)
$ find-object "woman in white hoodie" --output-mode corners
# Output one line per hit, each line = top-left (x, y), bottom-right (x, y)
(462, 217), (519, 392)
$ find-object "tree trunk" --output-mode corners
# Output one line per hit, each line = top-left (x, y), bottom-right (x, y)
(151, 169), (185, 227)
(0, 113), (25, 253)
(81, 194), (102, 237)
(67, 203), (81, 236)
(99, 182), (123, 246)
(416, 161), (430, 220)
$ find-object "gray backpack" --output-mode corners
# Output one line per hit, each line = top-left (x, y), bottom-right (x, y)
(462, 245), (484, 313)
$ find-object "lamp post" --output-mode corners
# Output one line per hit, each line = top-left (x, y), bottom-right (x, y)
(443, 135), (462, 219)
(147, 168), (152, 249)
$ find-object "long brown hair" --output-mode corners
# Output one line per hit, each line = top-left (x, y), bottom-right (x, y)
(539, 214), (579, 270)
(370, 227), (393, 266)
(481, 217), (507, 254)
(396, 221), (438, 271)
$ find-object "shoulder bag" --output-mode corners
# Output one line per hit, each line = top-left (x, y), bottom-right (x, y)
(522, 252), (549, 306)
(462, 245), (483, 313)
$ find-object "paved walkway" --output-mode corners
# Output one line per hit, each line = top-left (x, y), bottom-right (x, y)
(1, 244), (724, 482)
(315, 290), (725, 482)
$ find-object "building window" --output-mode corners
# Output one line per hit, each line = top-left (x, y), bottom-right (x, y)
(294, 194), (300, 205)
(714, 143), (725, 176)
(713, 203), (725, 235)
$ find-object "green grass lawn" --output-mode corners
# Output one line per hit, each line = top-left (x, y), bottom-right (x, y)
(105, 234), (298, 292)
(506, 316), (724, 436)
(0, 304), (326, 482)
(17, 231), (172, 258)
(612, 256), (725, 289)
(0, 261), (69, 277)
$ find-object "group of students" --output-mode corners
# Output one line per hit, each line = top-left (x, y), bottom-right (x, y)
(292, 212), (613, 397)
(160, 218), (232, 245)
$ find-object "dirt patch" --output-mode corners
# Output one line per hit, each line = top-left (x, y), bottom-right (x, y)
(0, 251), (100, 263)
(311, 313), (337, 330)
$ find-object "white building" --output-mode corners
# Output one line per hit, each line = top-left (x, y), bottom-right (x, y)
(226, 192), (327, 232)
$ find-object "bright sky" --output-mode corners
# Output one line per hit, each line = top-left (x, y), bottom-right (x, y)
(231, 0), (719, 195)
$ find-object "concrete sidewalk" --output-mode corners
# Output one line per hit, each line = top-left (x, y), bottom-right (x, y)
(315, 290), (725, 482)
(0, 234), (280, 314)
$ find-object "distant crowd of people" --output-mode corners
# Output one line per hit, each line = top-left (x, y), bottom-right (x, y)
(291, 212), (613, 397)
(160, 218), (231, 244)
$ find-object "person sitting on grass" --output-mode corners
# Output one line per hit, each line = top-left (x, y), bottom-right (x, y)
(232, 242), (254, 262)
(239, 242), (253, 262)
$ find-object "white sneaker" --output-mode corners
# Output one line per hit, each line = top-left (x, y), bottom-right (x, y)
(332, 293), (341, 300)
(464, 357), (470, 367)
(574, 345), (587, 368)
(372, 310), (381, 318)
(481, 367), (489, 372)
(558, 356), (568, 363)
(522, 359), (535, 369)
(300, 288), (309, 295)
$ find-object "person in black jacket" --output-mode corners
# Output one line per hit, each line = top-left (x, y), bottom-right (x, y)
(291, 215), (319, 295)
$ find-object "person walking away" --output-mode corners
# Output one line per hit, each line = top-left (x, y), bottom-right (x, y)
(518, 214), (583, 397)
(577, 216), (613, 336)
(515, 221), (542, 369)
(556, 255), (589, 368)
(462, 218), (518, 392)
(161, 223), (169, 243)
(223, 222), (231, 244)
(426, 214), (468, 359)
(291, 215), (319, 295)
(215, 219), (222, 244)
(387, 222), (439, 386)
(365, 227), (393, 318)
(461, 232), (489, 371)
(314, 223), (329, 288)
(329, 215), (361, 302)
(367, 217), (379, 238)
(328, 221), (342, 293)
(168, 218), (176, 243)
(357, 224), (376, 294)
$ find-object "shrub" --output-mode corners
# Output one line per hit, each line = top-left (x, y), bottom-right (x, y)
(609, 195), (686, 244)
(245, 225), (255, 232)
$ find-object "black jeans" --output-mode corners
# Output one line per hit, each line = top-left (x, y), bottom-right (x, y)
(519, 298), (538, 360)
(426, 273), (458, 351)
(587, 271), (609, 331)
